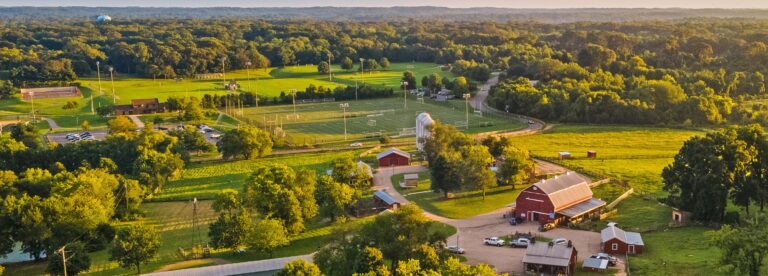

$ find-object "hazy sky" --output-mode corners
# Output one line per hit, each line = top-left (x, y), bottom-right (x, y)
(6, 0), (768, 9)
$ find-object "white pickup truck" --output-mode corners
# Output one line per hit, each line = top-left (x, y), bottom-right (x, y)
(483, 237), (505, 246)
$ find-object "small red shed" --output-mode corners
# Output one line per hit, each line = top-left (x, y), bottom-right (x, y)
(601, 224), (645, 254)
(377, 147), (411, 167)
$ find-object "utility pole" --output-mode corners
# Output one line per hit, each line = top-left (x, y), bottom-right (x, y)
(340, 103), (349, 140)
(221, 57), (227, 87)
(328, 53), (333, 81)
(246, 61), (256, 107)
(193, 197), (198, 249)
(354, 73), (358, 101)
(401, 81), (408, 111)
(463, 93), (471, 127)
(58, 245), (68, 276)
(288, 89), (297, 117)
(109, 66), (115, 104)
(30, 91), (35, 123)
(96, 61), (102, 94)
(359, 58), (365, 85)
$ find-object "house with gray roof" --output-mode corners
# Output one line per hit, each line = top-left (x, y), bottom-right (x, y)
(601, 224), (645, 254)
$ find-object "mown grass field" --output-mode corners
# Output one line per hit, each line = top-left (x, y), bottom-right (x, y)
(391, 171), (524, 219)
(507, 124), (703, 194)
(152, 150), (366, 201)
(0, 63), (449, 129)
(240, 97), (523, 145)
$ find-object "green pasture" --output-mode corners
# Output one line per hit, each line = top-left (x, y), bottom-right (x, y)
(507, 124), (702, 194)
(75, 62), (447, 105)
(152, 150), (365, 201)
(391, 171), (523, 219)
(239, 97), (524, 145)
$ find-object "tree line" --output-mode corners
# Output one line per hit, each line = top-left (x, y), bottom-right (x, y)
(422, 122), (533, 199)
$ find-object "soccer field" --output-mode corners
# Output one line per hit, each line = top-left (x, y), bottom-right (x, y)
(239, 96), (525, 145)
(75, 62), (450, 105)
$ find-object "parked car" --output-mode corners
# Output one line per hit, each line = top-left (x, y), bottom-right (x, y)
(590, 253), (618, 266)
(65, 133), (77, 138)
(527, 120), (535, 124)
(81, 136), (95, 141)
(204, 128), (215, 133)
(210, 134), (222, 139)
(483, 237), (505, 247)
(552, 238), (569, 245)
(350, 142), (363, 147)
(445, 245), (465, 254)
(509, 238), (530, 248)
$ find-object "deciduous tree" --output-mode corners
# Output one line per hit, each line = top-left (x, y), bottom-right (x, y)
(110, 223), (160, 275)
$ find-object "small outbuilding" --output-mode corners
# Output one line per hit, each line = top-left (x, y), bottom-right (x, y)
(559, 152), (572, 160)
(587, 150), (597, 158)
(377, 147), (411, 167)
(402, 174), (419, 188)
(671, 208), (692, 225)
(523, 242), (578, 276)
(601, 224), (645, 254)
(582, 257), (608, 273)
(373, 190), (400, 210)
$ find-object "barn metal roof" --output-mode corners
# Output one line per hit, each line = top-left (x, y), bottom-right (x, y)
(557, 198), (606, 218)
(583, 258), (608, 270)
(601, 225), (644, 246)
(522, 242), (574, 267)
(377, 147), (411, 160)
(374, 190), (399, 205)
(533, 172), (593, 211)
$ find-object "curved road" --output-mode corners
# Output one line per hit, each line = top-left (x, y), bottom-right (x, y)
(470, 73), (545, 137)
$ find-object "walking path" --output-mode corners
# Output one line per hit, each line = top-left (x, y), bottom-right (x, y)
(128, 115), (145, 129)
(41, 117), (60, 129)
(144, 254), (312, 276)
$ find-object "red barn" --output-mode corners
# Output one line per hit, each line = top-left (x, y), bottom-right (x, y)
(377, 147), (411, 167)
(601, 225), (645, 254)
(513, 172), (605, 225)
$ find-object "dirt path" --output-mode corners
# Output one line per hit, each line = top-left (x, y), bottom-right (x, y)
(153, 258), (229, 273)
(128, 115), (145, 129)
(41, 117), (60, 129)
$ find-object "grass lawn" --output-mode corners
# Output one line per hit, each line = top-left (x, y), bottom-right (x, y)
(628, 227), (727, 276)
(590, 180), (629, 204)
(0, 63), (449, 129)
(152, 150), (365, 201)
(240, 97), (523, 145)
(391, 171), (523, 219)
(507, 124), (702, 194)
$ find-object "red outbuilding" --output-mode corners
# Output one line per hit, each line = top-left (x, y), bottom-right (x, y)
(377, 147), (411, 167)
(513, 172), (605, 225)
(601, 224), (645, 254)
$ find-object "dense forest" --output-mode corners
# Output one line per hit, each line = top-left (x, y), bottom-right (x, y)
(4, 7), (768, 22)
(4, 18), (768, 125)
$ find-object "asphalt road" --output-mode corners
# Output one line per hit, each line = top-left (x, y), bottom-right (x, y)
(47, 130), (108, 144)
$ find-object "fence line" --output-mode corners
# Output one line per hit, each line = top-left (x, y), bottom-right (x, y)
(607, 188), (635, 209)
(589, 178), (612, 188)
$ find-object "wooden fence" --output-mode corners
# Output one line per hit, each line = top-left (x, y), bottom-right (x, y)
(607, 188), (635, 209)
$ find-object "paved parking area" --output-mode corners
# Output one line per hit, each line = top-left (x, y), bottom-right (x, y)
(444, 212), (604, 274)
(47, 130), (108, 144)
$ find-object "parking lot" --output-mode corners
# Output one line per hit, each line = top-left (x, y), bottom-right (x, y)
(47, 130), (108, 144)
(442, 209), (624, 274)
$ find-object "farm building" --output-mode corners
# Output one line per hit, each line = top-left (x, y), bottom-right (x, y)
(671, 208), (692, 225)
(113, 98), (164, 115)
(558, 152), (572, 160)
(377, 147), (410, 167)
(416, 112), (434, 151)
(582, 257), (609, 273)
(601, 224), (645, 254)
(20, 86), (80, 100)
(522, 242), (578, 276)
(513, 172), (605, 224)
(401, 174), (419, 188)
(373, 190), (401, 210)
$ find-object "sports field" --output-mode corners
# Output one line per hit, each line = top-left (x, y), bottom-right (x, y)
(239, 97), (524, 145)
(75, 62), (450, 105)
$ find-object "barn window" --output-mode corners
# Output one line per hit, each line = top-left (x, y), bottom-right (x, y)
(533, 186), (538, 191)
(612, 243), (618, 250)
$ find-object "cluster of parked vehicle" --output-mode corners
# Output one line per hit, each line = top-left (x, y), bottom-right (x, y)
(197, 124), (215, 133)
(483, 236), (571, 249)
(65, 132), (95, 142)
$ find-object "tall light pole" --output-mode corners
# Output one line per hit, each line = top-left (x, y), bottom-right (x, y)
(359, 58), (365, 85)
(288, 88), (297, 116)
(109, 66), (115, 104)
(463, 93), (471, 127)
(221, 57), (227, 87)
(246, 61), (256, 107)
(401, 81), (408, 111)
(327, 52), (333, 81)
(29, 91), (35, 123)
(354, 73), (358, 101)
(94, 61), (101, 114)
(340, 103), (349, 141)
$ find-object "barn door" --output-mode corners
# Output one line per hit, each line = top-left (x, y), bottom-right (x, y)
(628, 245), (635, 254)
